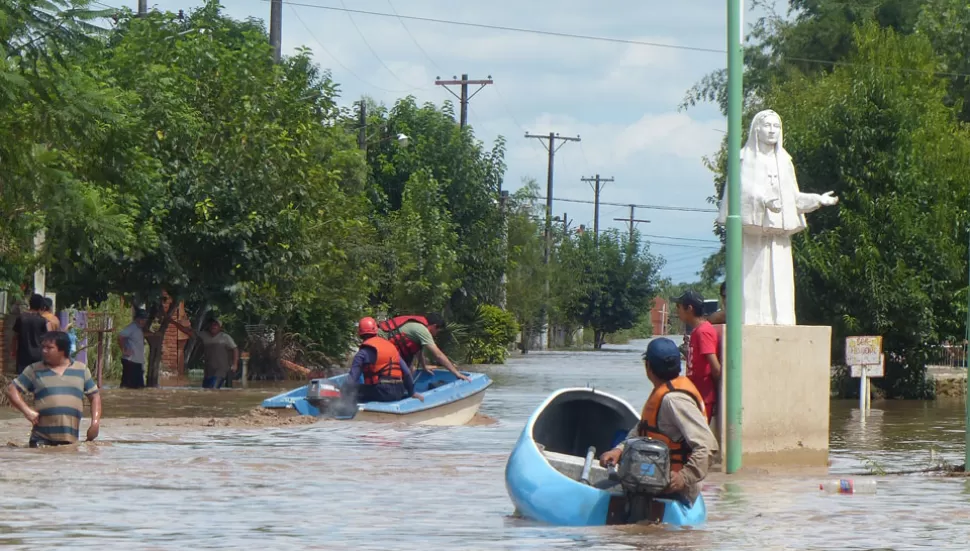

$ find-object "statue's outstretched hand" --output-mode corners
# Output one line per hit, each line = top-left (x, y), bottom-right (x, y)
(820, 191), (839, 207)
(765, 198), (783, 213)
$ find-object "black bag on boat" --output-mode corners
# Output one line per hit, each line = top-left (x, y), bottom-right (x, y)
(616, 437), (671, 495)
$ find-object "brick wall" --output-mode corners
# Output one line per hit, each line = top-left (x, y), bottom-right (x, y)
(159, 293), (188, 375)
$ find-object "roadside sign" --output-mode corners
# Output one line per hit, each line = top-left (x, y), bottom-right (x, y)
(846, 336), (882, 367)
(850, 354), (885, 378)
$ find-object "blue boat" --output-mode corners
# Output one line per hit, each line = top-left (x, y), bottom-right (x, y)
(505, 387), (707, 527)
(261, 370), (492, 426)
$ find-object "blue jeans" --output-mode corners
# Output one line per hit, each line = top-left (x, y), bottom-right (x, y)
(202, 376), (226, 389)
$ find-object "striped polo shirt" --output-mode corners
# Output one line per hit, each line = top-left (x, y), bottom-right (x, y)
(12, 361), (99, 444)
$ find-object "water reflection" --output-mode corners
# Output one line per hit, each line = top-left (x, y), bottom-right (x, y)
(0, 341), (967, 549)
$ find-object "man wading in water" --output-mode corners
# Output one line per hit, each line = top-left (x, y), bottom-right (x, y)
(5, 332), (102, 447)
(173, 318), (240, 389)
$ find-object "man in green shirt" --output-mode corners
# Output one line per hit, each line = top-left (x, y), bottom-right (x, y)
(378, 313), (470, 382)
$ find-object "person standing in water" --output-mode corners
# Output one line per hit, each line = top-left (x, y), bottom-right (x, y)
(5, 332), (102, 447)
(173, 318), (239, 389)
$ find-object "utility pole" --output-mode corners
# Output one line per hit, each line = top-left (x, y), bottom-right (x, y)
(137, 0), (147, 16)
(269, 0), (283, 63)
(498, 190), (509, 309)
(525, 131), (580, 350)
(613, 204), (651, 241)
(357, 99), (367, 152)
(726, 0), (745, 474)
(525, 132), (581, 266)
(434, 74), (493, 128)
(581, 174), (613, 246)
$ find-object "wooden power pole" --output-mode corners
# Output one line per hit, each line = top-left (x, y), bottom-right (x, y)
(614, 204), (651, 242)
(434, 74), (493, 128)
(581, 174), (613, 246)
(525, 131), (580, 349)
(137, 0), (147, 16)
(269, 0), (282, 63)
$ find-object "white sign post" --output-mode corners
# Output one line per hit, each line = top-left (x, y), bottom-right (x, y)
(847, 337), (883, 415)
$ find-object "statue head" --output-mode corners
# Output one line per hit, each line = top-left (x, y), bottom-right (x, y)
(746, 109), (783, 152)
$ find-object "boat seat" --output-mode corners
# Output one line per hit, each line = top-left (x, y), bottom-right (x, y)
(542, 450), (616, 490)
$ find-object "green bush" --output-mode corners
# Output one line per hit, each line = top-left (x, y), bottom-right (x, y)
(466, 305), (520, 364)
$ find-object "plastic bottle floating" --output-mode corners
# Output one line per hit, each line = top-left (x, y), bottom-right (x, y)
(819, 479), (877, 494)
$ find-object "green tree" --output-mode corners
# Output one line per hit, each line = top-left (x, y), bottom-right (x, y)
(381, 169), (460, 313)
(1, 1), (152, 292)
(47, 3), (374, 381)
(555, 230), (664, 349)
(503, 179), (549, 348)
(360, 97), (506, 322)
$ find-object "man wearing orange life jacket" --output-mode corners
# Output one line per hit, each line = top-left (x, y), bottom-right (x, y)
(378, 313), (470, 382)
(347, 318), (423, 403)
(599, 337), (718, 504)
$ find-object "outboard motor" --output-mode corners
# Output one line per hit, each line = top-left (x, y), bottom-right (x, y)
(598, 437), (672, 524)
(305, 379), (342, 413)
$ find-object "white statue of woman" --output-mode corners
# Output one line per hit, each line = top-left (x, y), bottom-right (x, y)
(717, 109), (838, 326)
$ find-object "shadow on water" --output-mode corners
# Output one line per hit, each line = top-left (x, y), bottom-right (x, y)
(0, 339), (968, 549)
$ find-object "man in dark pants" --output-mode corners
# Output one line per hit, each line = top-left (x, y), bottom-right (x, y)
(118, 309), (156, 389)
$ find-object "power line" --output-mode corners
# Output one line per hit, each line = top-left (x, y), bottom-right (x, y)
(289, 4), (415, 94)
(336, 0), (428, 91)
(275, 1), (722, 54)
(271, 1), (970, 80)
(641, 233), (720, 244)
(536, 195), (718, 213)
(385, 0), (445, 75)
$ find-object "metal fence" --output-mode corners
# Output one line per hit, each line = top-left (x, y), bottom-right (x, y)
(927, 343), (968, 369)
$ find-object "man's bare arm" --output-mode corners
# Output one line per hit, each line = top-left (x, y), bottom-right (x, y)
(6, 383), (39, 424)
(707, 354), (722, 382)
(425, 343), (470, 381)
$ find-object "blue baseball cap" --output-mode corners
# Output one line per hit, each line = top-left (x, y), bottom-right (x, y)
(643, 338), (682, 378)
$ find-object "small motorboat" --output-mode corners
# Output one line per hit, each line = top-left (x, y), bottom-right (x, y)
(261, 369), (492, 426)
(504, 387), (707, 527)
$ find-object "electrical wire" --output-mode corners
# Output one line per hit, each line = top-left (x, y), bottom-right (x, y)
(289, 4), (417, 94)
(277, 1), (722, 54)
(385, 0), (445, 76)
(335, 0), (429, 91)
(273, 0), (970, 80)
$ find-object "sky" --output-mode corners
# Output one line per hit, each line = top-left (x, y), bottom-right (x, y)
(102, 0), (790, 284)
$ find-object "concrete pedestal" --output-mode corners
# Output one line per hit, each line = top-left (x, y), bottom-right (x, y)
(718, 324), (832, 468)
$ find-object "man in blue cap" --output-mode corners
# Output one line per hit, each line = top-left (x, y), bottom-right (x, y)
(599, 337), (718, 504)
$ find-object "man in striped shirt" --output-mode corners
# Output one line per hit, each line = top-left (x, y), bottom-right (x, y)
(5, 331), (102, 447)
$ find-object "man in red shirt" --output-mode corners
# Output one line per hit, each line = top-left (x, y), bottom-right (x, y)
(674, 290), (722, 424)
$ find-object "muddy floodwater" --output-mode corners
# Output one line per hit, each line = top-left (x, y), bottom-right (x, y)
(2, 341), (970, 550)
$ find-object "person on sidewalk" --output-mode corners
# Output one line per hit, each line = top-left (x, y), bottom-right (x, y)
(378, 313), (470, 382)
(599, 337), (718, 505)
(173, 318), (239, 389)
(675, 290), (721, 424)
(117, 309), (158, 389)
(346, 317), (423, 403)
(11, 294), (54, 375)
(5, 331), (102, 447)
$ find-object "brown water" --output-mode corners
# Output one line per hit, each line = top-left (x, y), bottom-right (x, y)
(2, 341), (969, 550)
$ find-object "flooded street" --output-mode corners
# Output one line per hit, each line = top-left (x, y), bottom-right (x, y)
(2, 342), (970, 549)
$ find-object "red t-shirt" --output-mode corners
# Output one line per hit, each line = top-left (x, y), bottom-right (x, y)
(686, 320), (720, 421)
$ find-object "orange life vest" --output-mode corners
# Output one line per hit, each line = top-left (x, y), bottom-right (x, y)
(637, 377), (706, 472)
(378, 315), (429, 364)
(361, 336), (403, 386)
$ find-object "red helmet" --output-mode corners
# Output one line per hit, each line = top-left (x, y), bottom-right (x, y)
(358, 317), (378, 337)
